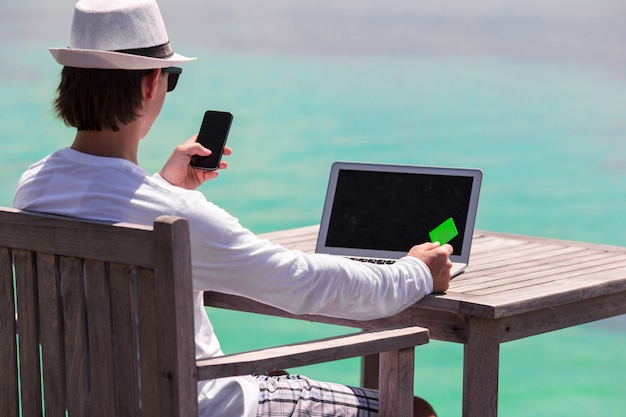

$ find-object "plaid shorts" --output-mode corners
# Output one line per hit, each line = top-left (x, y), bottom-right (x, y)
(254, 374), (378, 417)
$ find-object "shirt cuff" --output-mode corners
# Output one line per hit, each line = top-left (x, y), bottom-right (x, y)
(397, 256), (434, 294)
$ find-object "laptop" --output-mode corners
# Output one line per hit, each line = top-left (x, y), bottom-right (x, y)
(315, 162), (483, 277)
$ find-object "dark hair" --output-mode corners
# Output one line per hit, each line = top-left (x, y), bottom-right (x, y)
(54, 67), (148, 132)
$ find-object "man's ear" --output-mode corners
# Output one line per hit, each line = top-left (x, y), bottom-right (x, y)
(142, 69), (161, 100)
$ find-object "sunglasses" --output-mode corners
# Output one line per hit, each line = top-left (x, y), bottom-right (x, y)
(162, 67), (182, 92)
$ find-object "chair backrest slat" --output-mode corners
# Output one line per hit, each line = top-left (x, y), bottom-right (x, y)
(111, 263), (144, 417)
(135, 266), (161, 417)
(60, 256), (91, 417)
(13, 249), (44, 416)
(0, 247), (19, 416)
(37, 252), (70, 417)
(0, 208), (197, 417)
(83, 259), (116, 417)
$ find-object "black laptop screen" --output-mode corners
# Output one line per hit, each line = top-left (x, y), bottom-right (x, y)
(325, 169), (474, 255)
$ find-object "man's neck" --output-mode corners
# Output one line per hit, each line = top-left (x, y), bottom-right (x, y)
(71, 127), (141, 164)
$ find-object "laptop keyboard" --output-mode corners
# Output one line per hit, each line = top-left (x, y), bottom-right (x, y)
(349, 257), (396, 265)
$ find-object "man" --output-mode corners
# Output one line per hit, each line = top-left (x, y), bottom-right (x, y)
(13, 1), (452, 416)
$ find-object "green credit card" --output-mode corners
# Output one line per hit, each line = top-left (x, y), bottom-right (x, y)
(429, 217), (458, 245)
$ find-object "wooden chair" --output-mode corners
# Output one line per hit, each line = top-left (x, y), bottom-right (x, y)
(0, 207), (429, 417)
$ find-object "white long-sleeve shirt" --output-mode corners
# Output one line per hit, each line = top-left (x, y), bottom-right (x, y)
(13, 147), (433, 417)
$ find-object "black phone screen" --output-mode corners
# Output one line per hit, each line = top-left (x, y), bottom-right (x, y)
(190, 110), (233, 170)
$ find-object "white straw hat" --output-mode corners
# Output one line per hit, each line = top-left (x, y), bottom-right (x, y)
(49, 0), (196, 70)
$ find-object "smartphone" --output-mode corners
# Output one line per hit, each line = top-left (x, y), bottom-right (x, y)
(190, 110), (233, 170)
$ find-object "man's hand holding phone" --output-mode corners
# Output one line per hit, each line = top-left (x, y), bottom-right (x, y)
(160, 136), (232, 190)
(161, 110), (234, 189)
(190, 110), (233, 170)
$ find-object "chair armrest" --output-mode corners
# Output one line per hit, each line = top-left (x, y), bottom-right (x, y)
(196, 326), (428, 381)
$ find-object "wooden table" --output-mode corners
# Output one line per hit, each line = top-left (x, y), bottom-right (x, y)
(205, 226), (626, 417)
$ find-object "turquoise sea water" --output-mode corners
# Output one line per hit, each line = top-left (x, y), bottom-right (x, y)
(2, 1), (626, 415)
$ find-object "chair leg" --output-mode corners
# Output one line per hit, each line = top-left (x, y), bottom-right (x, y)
(378, 347), (415, 417)
(361, 353), (379, 389)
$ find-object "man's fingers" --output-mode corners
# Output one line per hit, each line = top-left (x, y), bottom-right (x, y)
(441, 243), (453, 255)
